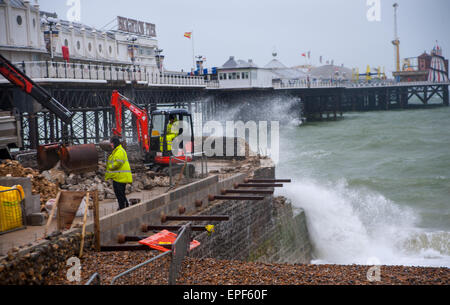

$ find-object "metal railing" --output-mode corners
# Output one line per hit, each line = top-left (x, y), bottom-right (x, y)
(0, 188), (26, 235)
(273, 79), (450, 90)
(168, 223), (191, 285)
(0, 60), (206, 87)
(205, 80), (220, 88)
(345, 80), (450, 88)
(150, 73), (205, 86)
(7, 61), (147, 82)
(107, 223), (192, 285)
(273, 79), (343, 89)
(110, 250), (172, 285)
(85, 272), (101, 285)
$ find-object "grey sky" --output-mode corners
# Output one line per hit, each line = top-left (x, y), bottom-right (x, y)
(39, 0), (450, 75)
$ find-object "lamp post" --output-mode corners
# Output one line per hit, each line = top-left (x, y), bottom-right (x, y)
(195, 55), (204, 75)
(155, 48), (164, 72)
(42, 16), (59, 61)
(127, 35), (138, 64)
(127, 35), (138, 81)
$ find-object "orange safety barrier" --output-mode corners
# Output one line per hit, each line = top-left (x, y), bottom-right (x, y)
(139, 230), (200, 253)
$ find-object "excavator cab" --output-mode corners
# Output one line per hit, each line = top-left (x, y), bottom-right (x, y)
(149, 109), (194, 165)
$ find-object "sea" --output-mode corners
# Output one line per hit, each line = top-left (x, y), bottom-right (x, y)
(274, 102), (450, 268)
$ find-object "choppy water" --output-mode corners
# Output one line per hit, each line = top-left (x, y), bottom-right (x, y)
(276, 105), (450, 268)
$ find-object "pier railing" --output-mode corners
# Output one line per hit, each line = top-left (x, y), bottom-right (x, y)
(2, 60), (447, 89)
(273, 80), (450, 90)
(0, 61), (205, 87)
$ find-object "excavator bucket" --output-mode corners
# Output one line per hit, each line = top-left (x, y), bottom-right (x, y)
(37, 144), (61, 171)
(37, 143), (99, 173)
(59, 144), (98, 173)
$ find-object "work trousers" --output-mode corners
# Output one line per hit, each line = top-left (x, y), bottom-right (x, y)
(113, 181), (129, 210)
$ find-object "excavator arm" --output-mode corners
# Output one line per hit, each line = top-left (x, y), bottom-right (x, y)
(0, 55), (101, 172)
(0, 54), (73, 124)
(111, 90), (150, 152)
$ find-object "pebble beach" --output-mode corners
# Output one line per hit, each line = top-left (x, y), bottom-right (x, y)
(45, 251), (449, 285)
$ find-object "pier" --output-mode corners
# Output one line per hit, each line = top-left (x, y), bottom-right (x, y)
(1, 66), (449, 149)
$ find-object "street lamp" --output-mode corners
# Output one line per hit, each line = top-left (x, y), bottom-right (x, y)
(127, 35), (138, 64)
(41, 16), (59, 61)
(155, 48), (164, 72)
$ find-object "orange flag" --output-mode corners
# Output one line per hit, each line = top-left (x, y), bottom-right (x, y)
(184, 32), (192, 39)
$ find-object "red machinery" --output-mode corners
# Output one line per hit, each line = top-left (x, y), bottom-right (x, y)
(0, 54), (98, 172)
(111, 90), (150, 152)
(0, 54), (73, 124)
(109, 91), (194, 168)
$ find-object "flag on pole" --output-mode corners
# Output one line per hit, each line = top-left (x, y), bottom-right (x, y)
(184, 32), (192, 39)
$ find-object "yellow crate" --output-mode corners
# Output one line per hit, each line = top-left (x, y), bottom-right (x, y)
(0, 185), (25, 233)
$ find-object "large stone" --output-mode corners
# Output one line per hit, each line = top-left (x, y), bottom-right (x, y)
(146, 171), (156, 179)
(65, 173), (78, 185)
(42, 169), (66, 186)
(26, 213), (46, 226)
(82, 172), (96, 179)
(125, 184), (132, 195)
(105, 188), (115, 199)
(132, 181), (144, 191)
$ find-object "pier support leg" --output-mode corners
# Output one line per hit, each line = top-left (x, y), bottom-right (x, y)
(386, 89), (391, 110)
(443, 85), (449, 106)
(28, 114), (38, 150)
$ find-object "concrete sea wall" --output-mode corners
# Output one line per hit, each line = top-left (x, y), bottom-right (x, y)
(0, 162), (312, 284)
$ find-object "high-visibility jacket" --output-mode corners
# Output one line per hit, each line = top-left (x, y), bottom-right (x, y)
(105, 145), (133, 184)
(160, 120), (179, 152)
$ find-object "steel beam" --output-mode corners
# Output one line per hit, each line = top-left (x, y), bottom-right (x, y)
(162, 215), (229, 223)
(100, 245), (153, 252)
(210, 195), (265, 201)
(223, 189), (274, 195)
(141, 225), (208, 233)
(245, 179), (291, 183)
(236, 183), (283, 188)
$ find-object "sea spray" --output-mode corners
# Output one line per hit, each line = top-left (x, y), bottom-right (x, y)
(279, 179), (450, 267)
(276, 106), (450, 267)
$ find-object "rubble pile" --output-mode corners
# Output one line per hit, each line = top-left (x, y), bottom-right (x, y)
(46, 162), (170, 201)
(0, 160), (58, 210)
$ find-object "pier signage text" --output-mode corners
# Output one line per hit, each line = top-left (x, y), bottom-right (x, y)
(117, 16), (156, 37)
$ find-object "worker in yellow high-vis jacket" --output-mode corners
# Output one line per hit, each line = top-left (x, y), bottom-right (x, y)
(160, 115), (179, 153)
(105, 136), (133, 210)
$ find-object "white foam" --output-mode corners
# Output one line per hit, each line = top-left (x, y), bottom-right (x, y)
(278, 179), (450, 268)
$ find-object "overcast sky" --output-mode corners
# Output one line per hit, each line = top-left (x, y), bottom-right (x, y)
(38, 0), (450, 75)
